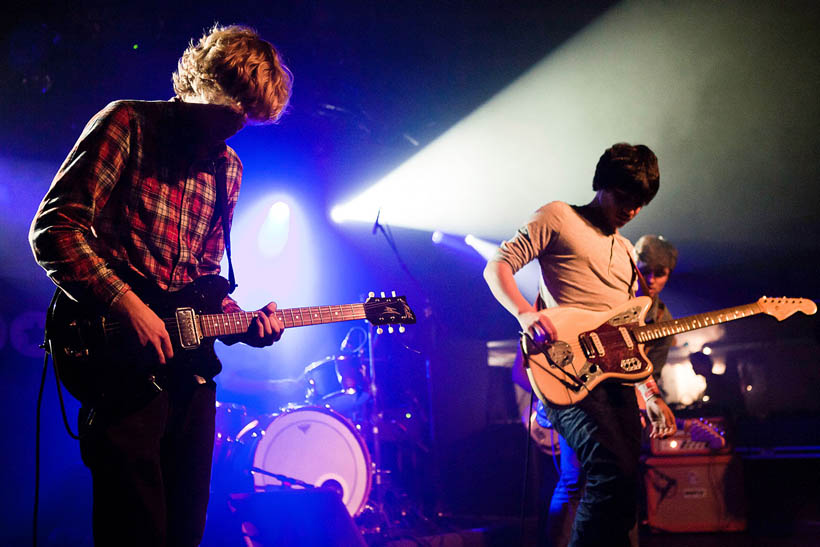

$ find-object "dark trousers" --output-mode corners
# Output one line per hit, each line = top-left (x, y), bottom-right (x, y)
(79, 380), (216, 547)
(545, 383), (641, 547)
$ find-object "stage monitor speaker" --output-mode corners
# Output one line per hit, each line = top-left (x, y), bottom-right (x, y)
(228, 489), (366, 547)
(644, 454), (746, 533)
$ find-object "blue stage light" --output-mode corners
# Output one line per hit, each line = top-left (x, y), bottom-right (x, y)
(258, 200), (291, 258)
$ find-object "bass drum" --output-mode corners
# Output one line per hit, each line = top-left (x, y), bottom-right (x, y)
(235, 406), (372, 517)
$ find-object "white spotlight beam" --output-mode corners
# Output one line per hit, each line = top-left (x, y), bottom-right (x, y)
(332, 2), (814, 247)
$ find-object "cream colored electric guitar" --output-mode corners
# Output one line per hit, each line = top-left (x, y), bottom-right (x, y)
(523, 296), (816, 406)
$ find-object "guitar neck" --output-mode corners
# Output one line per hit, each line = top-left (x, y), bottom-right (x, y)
(199, 304), (367, 338)
(632, 302), (761, 343)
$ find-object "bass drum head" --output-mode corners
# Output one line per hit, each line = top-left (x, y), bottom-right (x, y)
(249, 406), (371, 517)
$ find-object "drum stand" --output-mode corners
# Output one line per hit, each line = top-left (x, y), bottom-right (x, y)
(359, 317), (435, 541)
(363, 321), (388, 530)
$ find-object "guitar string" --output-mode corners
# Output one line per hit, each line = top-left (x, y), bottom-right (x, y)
(99, 305), (374, 337)
(532, 329), (652, 403)
(634, 302), (761, 342)
(534, 298), (807, 403)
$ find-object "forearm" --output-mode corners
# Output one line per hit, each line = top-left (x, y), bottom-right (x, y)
(483, 260), (535, 317)
(636, 376), (662, 403)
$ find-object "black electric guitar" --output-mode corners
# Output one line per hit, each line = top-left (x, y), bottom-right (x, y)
(46, 274), (416, 405)
(523, 296), (816, 406)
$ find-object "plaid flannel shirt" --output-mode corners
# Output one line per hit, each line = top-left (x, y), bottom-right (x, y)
(30, 100), (242, 313)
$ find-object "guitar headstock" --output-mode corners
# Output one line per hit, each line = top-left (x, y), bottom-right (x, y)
(364, 292), (416, 330)
(757, 296), (817, 321)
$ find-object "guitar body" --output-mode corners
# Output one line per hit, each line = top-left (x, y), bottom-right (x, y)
(523, 294), (817, 407)
(47, 275), (229, 405)
(46, 273), (417, 407)
(523, 296), (654, 407)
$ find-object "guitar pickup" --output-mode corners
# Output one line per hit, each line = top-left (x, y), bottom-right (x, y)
(589, 332), (605, 356)
(618, 327), (634, 349)
(175, 307), (201, 349)
(578, 332), (605, 358)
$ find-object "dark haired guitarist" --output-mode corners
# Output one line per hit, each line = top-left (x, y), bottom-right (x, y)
(484, 144), (676, 546)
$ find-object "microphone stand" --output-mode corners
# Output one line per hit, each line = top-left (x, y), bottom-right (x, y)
(366, 320), (387, 529)
(366, 211), (444, 531)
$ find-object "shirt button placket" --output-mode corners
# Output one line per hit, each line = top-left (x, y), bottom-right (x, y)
(173, 169), (195, 286)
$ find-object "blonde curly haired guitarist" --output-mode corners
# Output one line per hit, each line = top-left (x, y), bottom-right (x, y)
(30, 25), (291, 546)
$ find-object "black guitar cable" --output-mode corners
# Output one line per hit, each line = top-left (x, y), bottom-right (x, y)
(33, 353), (81, 547)
(34, 292), (84, 547)
(33, 291), (58, 547)
(519, 386), (535, 545)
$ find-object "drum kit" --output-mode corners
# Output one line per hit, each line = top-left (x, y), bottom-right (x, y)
(211, 330), (422, 523)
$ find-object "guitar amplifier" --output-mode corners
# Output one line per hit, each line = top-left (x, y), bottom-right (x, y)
(651, 416), (729, 456)
(644, 454), (746, 532)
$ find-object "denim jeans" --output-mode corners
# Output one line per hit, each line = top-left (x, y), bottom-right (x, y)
(545, 383), (641, 547)
(545, 434), (584, 546)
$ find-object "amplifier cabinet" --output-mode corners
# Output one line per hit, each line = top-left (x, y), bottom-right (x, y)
(644, 454), (746, 532)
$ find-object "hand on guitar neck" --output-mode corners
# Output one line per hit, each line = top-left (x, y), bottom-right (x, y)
(47, 274), (417, 405)
(219, 301), (284, 348)
(111, 290), (285, 362)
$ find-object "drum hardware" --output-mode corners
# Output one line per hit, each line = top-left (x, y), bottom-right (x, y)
(355, 301), (436, 536)
(359, 313), (411, 532)
(210, 307), (424, 533)
(250, 467), (316, 490)
(297, 315), (407, 521)
(228, 406), (373, 517)
(303, 353), (370, 417)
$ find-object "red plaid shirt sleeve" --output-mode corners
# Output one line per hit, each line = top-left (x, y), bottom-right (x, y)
(29, 103), (133, 307)
(30, 100), (244, 312)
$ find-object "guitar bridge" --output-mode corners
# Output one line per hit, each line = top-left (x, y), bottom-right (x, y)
(175, 307), (201, 349)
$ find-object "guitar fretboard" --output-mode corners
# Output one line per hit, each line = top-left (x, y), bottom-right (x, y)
(632, 302), (761, 343)
(199, 304), (367, 338)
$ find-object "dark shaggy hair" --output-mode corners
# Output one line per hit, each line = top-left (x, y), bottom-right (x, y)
(592, 143), (660, 205)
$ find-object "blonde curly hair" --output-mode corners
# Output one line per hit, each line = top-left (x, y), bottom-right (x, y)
(173, 24), (292, 123)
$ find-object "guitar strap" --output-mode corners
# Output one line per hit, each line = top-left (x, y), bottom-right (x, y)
(621, 238), (650, 297)
(213, 158), (238, 294)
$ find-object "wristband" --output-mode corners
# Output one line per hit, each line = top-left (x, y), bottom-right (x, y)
(636, 377), (661, 403)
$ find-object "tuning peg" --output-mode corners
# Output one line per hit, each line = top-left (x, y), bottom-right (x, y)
(380, 291), (386, 298)
(399, 326), (405, 333)
(368, 291), (375, 298)
(391, 290), (396, 297)
(377, 327), (383, 335)
(388, 326), (394, 334)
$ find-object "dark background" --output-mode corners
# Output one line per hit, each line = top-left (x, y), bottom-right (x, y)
(2, 1), (819, 544)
